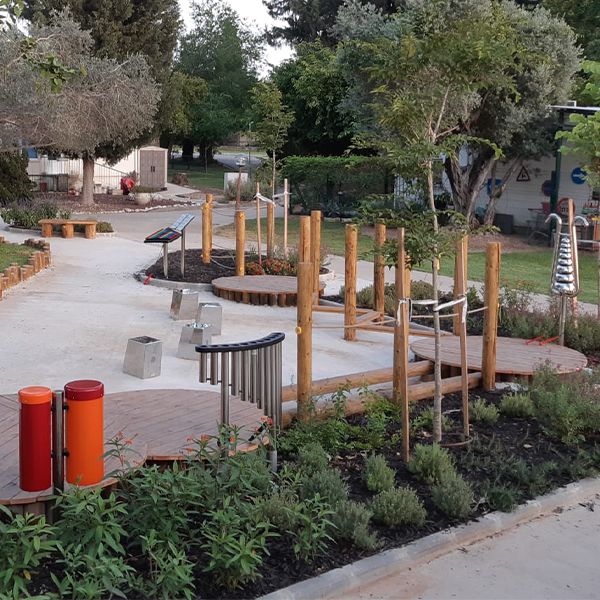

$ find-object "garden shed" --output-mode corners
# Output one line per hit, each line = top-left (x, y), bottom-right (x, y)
(138, 146), (168, 190)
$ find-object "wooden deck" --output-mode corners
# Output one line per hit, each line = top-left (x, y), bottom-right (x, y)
(0, 389), (265, 508)
(212, 275), (325, 306)
(411, 336), (587, 376)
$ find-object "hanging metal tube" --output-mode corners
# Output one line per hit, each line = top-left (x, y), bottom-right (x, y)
(199, 353), (208, 383)
(231, 351), (240, 396)
(221, 352), (230, 425)
(210, 353), (219, 385)
(242, 350), (251, 403)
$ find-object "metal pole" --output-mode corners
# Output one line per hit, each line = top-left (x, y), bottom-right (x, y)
(180, 230), (185, 277)
(559, 296), (567, 346)
(51, 390), (64, 495)
(210, 353), (219, 385)
(251, 349), (259, 405)
(221, 352), (230, 425)
(199, 353), (208, 383)
(231, 351), (240, 396)
(163, 243), (168, 279)
(242, 350), (251, 403)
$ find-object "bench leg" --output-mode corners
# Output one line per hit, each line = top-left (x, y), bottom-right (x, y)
(85, 224), (96, 239)
(41, 224), (53, 238)
(62, 224), (74, 238)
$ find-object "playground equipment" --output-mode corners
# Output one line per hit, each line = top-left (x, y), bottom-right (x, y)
(546, 198), (590, 345)
(170, 289), (200, 320)
(145, 213), (195, 278)
(195, 332), (285, 428)
(123, 336), (162, 379)
(18, 380), (105, 493)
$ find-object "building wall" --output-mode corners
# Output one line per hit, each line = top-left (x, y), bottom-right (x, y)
(474, 153), (593, 227)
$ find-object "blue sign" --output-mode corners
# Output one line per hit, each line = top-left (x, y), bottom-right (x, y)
(571, 167), (587, 185)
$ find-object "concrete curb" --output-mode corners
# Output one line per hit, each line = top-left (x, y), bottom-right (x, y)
(260, 476), (600, 600)
(134, 272), (212, 291)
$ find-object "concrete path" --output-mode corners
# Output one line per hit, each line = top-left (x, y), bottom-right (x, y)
(339, 497), (600, 600)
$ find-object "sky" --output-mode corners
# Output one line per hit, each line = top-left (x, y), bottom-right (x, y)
(178, 0), (294, 72)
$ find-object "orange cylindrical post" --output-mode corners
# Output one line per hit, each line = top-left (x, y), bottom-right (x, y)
(65, 380), (104, 485)
(19, 386), (52, 491)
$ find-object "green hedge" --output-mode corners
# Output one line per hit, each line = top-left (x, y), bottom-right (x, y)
(0, 152), (33, 206)
(280, 156), (392, 216)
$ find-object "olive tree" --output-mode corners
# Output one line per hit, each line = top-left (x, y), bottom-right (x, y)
(0, 16), (160, 205)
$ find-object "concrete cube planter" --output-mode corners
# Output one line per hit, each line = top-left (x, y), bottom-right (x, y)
(123, 336), (162, 379)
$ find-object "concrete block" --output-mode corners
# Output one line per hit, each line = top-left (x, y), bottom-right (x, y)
(177, 322), (212, 360)
(170, 289), (199, 320)
(196, 302), (223, 335)
(123, 336), (162, 379)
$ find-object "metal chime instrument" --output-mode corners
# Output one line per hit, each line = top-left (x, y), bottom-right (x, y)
(195, 332), (285, 428)
(545, 212), (589, 344)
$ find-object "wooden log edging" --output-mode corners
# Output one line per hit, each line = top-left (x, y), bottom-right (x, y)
(0, 238), (52, 300)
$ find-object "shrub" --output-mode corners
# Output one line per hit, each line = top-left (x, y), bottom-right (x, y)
(331, 500), (379, 550)
(0, 506), (59, 599)
(257, 491), (302, 532)
(0, 201), (68, 229)
(500, 393), (535, 418)
(411, 407), (451, 434)
(371, 487), (427, 528)
(0, 152), (32, 205)
(292, 496), (335, 562)
(96, 221), (114, 233)
(299, 469), (349, 506)
(485, 484), (519, 512)
(532, 385), (586, 444)
(364, 454), (395, 493)
(296, 442), (329, 473)
(431, 472), (473, 519)
(408, 443), (455, 485)
(500, 459), (556, 497)
(201, 497), (272, 590)
(470, 398), (499, 424)
(225, 179), (255, 202)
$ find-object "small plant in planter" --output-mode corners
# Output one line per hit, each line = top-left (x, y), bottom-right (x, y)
(132, 185), (160, 206)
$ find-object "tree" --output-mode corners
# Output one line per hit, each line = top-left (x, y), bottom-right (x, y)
(177, 0), (260, 166)
(23, 0), (181, 160)
(266, 0), (398, 46)
(342, 0), (518, 442)
(557, 61), (600, 187)
(250, 82), (294, 198)
(273, 42), (353, 155)
(0, 152), (33, 205)
(0, 17), (160, 205)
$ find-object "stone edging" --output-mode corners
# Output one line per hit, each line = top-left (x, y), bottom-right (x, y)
(134, 272), (213, 291)
(260, 476), (600, 600)
(136, 270), (336, 292)
(0, 237), (52, 300)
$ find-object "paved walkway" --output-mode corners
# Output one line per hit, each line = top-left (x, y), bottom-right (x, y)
(339, 497), (600, 600)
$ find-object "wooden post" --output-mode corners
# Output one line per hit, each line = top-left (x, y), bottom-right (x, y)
(235, 211), (245, 277)
(344, 224), (358, 342)
(202, 195), (212, 265)
(568, 199), (579, 326)
(459, 298), (470, 439)
(482, 242), (501, 391)
(297, 261), (313, 421)
(267, 201), (275, 259)
(310, 210), (322, 300)
(256, 183), (262, 267)
(298, 216), (311, 263)
(393, 228), (411, 462)
(453, 235), (468, 335)
(283, 178), (290, 258)
(374, 223), (386, 318)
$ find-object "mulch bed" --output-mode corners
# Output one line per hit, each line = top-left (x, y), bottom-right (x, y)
(145, 249), (238, 282)
(33, 192), (193, 214)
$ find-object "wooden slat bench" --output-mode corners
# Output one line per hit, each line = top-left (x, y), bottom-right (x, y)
(39, 219), (98, 239)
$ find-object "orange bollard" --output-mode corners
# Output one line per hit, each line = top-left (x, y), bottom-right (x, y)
(19, 386), (52, 492)
(65, 380), (104, 485)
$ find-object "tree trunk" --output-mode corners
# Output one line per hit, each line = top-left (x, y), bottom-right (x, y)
(426, 160), (443, 444)
(483, 158), (522, 225)
(81, 156), (95, 206)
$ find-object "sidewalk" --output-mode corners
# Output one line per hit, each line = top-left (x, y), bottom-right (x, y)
(336, 496), (600, 599)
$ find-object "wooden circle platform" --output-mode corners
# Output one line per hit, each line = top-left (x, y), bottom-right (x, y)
(0, 389), (265, 511)
(411, 336), (587, 376)
(212, 275), (325, 306)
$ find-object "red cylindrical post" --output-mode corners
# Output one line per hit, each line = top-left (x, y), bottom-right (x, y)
(19, 386), (52, 492)
(65, 380), (104, 485)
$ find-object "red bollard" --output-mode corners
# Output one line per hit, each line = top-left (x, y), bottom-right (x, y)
(19, 386), (52, 492)
(65, 380), (104, 485)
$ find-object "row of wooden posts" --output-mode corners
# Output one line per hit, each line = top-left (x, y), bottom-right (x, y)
(201, 182), (290, 273)
(293, 213), (501, 461)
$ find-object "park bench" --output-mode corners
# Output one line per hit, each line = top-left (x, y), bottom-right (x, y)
(144, 213), (195, 278)
(39, 219), (98, 239)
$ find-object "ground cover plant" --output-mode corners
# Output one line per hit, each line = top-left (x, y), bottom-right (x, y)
(3, 370), (600, 599)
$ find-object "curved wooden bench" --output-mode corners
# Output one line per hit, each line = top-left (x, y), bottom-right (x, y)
(39, 219), (97, 239)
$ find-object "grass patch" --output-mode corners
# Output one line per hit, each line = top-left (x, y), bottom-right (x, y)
(168, 159), (228, 190)
(215, 217), (373, 257)
(0, 243), (35, 271)
(417, 249), (599, 304)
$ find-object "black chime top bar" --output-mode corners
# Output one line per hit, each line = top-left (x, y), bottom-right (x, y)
(195, 332), (285, 354)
